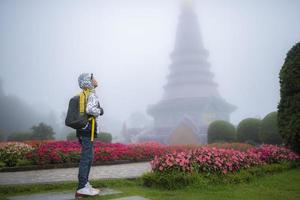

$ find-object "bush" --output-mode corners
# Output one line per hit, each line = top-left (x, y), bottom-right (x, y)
(96, 132), (112, 143)
(0, 161), (5, 168)
(66, 132), (77, 141)
(0, 142), (34, 167)
(142, 170), (207, 190)
(278, 42), (300, 153)
(16, 159), (33, 167)
(237, 118), (262, 144)
(207, 120), (236, 143)
(260, 112), (283, 144)
(7, 132), (33, 141)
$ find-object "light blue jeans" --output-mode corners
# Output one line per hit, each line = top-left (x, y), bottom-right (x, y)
(77, 135), (94, 190)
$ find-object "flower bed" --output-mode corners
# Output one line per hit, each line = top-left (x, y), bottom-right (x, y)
(1, 140), (298, 174)
(150, 145), (299, 175)
(0, 142), (34, 167)
(25, 141), (168, 165)
(207, 142), (253, 152)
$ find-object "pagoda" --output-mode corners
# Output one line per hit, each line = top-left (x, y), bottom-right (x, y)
(137, 1), (236, 144)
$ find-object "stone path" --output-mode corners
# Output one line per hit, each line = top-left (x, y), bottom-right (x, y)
(8, 188), (150, 200)
(0, 162), (151, 185)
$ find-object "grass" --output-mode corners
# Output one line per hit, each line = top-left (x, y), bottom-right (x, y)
(0, 168), (299, 200)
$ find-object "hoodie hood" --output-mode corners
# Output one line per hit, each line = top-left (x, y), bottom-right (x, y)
(78, 73), (94, 89)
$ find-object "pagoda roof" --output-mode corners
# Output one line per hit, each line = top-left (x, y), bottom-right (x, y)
(147, 96), (236, 116)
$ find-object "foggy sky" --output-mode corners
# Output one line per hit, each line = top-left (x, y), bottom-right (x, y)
(0, 0), (300, 135)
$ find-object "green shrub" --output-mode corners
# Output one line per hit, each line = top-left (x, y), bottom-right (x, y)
(278, 42), (300, 153)
(237, 118), (262, 144)
(260, 112), (283, 144)
(66, 132), (77, 141)
(142, 170), (207, 190)
(0, 161), (5, 168)
(67, 151), (81, 163)
(207, 120), (236, 144)
(16, 159), (33, 167)
(96, 132), (112, 143)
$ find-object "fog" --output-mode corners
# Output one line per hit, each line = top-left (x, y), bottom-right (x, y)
(0, 0), (299, 138)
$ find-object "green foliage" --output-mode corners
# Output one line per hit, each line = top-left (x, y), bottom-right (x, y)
(142, 170), (207, 190)
(237, 118), (262, 144)
(260, 112), (283, 144)
(278, 42), (300, 153)
(66, 132), (77, 140)
(31, 122), (55, 140)
(0, 161), (5, 168)
(96, 132), (112, 143)
(142, 162), (298, 190)
(212, 162), (293, 185)
(7, 132), (33, 141)
(16, 159), (33, 167)
(207, 120), (236, 144)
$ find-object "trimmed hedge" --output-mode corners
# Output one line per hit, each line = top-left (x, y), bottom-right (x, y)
(237, 118), (262, 144)
(260, 112), (283, 145)
(207, 120), (236, 144)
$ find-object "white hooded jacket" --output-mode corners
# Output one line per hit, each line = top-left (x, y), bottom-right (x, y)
(78, 73), (104, 133)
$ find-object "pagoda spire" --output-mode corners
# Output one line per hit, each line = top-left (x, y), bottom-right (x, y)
(162, 1), (219, 101)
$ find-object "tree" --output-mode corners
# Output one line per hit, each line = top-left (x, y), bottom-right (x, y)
(237, 118), (262, 145)
(207, 120), (236, 144)
(260, 112), (283, 145)
(31, 122), (55, 140)
(278, 42), (300, 153)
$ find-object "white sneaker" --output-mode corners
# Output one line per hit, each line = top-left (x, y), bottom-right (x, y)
(86, 182), (100, 194)
(75, 185), (99, 198)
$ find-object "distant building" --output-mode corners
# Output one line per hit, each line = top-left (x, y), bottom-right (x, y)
(137, 2), (236, 144)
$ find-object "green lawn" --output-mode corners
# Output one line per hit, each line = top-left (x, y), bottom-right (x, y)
(1, 168), (300, 200)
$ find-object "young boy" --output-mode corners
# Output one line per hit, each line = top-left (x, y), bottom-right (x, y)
(75, 73), (104, 198)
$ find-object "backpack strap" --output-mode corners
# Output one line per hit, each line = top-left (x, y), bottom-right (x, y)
(79, 89), (95, 141)
(89, 117), (95, 142)
(79, 89), (90, 113)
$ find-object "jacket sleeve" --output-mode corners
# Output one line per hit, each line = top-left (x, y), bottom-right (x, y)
(86, 91), (103, 117)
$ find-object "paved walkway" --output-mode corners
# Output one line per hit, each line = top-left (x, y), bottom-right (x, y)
(0, 162), (151, 185)
(8, 189), (150, 200)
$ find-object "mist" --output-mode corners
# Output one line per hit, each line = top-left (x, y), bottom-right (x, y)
(0, 0), (299, 139)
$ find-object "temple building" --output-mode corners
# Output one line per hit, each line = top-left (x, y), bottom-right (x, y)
(135, 2), (236, 144)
